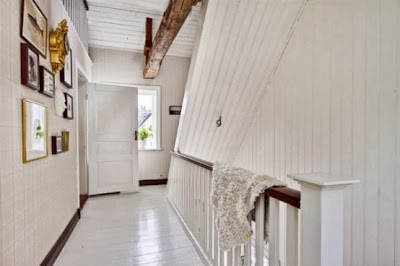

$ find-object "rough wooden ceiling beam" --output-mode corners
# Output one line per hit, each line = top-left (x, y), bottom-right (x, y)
(144, 17), (153, 63)
(143, 0), (201, 79)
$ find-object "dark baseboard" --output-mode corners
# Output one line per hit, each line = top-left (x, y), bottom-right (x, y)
(80, 194), (88, 210)
(90, 191), (120, 197)
(40, 209), (80, 266)
(139, 178), (168, 186)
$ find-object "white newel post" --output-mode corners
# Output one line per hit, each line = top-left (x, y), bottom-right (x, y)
(289, 174), (359, 266)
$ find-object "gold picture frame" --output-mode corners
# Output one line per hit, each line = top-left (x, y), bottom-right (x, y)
(62, 131), (70, 151)
(22, 99), (48, 163)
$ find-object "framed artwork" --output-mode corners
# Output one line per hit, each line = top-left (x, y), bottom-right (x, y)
(39, 66), (55, 97)
(22, 99), (48, 163)
(51, 136), (63, 154)
(21, 0), (48, 58)
(20, 43), (40, 90)
(63, 93), (73, 119)
(62, 131), (70, 151)
(169, 106), (182, 115)
(60, 49), (72, 88)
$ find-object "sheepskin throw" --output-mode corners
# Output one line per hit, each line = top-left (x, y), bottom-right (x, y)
(211, 162), (286, 251)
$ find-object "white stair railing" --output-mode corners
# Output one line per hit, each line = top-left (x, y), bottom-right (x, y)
(167, 151), (359, 266)
(61, 0), (89, 51)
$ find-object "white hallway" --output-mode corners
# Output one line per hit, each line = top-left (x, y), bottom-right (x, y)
(54, 186), (204, 266)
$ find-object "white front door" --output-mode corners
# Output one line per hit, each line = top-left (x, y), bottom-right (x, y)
(87, 83), (139, 195)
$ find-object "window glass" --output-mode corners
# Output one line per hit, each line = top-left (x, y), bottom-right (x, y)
(138, 87), (160, 150)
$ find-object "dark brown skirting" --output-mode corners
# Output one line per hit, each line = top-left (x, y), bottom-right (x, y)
(139, 179), (168, 186)
(89, 191), (120, 197)
(40, 209), (80, 266)
(80, 194), (88, 210)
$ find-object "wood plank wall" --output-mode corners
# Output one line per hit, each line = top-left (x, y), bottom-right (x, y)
(176, 0), (306, 163)
(233, 0), (400, 265)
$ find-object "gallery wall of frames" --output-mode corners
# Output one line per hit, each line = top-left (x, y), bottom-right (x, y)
(0, 0), (92, 265)
(20, 0), (75, 161)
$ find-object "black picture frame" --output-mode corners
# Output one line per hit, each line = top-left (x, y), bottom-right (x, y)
(60, 49), (73, 88)
(21, 0), (48, 58)
(39, 66), (55, 97)
(169, 106), (182, 115)
(63, 93), (74, 120)
(51, 136), (63, 154)
(21, 43), (40, 90)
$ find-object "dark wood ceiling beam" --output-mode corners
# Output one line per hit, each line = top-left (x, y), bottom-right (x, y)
(144, 17), (153, 63)
(143, 0), (201, 79)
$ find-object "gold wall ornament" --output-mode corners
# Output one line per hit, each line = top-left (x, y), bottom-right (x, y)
(49, 19), (70, 74)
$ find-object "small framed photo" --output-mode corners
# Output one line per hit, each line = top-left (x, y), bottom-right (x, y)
(63, 93), (73, 119)
(21, 0), (48, 58)
(22, 99), (48, 163)
(60, 49), (73, 88)
(39, 66), (55, 97)
(169, 106), (182, 115)
(62, 131), (70, 151)
(51, 136), (63, 154)
(21, 43), (40, 90)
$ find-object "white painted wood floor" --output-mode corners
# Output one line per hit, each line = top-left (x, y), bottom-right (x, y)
(54, 186), (205, 266)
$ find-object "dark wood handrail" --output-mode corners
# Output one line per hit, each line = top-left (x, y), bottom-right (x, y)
(170, 150), (213, 171)
(170, 151), (301, 209)
(266, 187), (301, 209)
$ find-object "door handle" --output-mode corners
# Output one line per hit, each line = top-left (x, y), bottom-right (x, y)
(134, 130), (138, 141)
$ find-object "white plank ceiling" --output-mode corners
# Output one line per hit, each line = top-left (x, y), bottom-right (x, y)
(86, 0), (201, 57)
(176, 0), (307, 163)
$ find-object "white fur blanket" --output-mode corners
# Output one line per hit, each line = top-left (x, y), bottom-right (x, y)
(211, 163), (286, 251)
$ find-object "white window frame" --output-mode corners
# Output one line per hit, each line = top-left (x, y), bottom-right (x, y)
(138, 85), (161, 151)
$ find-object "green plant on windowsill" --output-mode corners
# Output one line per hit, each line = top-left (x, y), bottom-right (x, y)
(138, 126), (153, 141)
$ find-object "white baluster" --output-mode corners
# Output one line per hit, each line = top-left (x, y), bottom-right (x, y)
(208, 173), (213, 259)
(227, 250), (232, 266)
(255, 194), (265, 266)
(213, 208), (219, 265)
(219, 249), (224, 266)
(286, 205), (299, 266)
(244, 242), (251, 265)
(244, 213), (252, 266)
(234, 246), (241, 266)
(269, 198), (280, 266)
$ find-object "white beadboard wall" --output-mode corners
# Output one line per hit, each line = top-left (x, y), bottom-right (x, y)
(90, 48), (190, 181)
(234, 0), (400, 265)
(0, 0), (92, 265)
(175, 0), (307, 163)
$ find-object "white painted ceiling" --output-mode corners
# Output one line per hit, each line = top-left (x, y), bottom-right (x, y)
(86, 0), (201, 57)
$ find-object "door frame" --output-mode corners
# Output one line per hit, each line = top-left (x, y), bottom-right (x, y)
(75, 60), (90, 209)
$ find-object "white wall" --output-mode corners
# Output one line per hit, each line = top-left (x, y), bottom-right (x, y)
(234, 0), (400, 265)
(174, 0), (306, 163)
(90, 48), (190, 180)
(0, 0), (92, 265)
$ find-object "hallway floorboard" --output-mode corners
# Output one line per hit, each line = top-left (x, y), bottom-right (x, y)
(54, 186), (204, 266)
